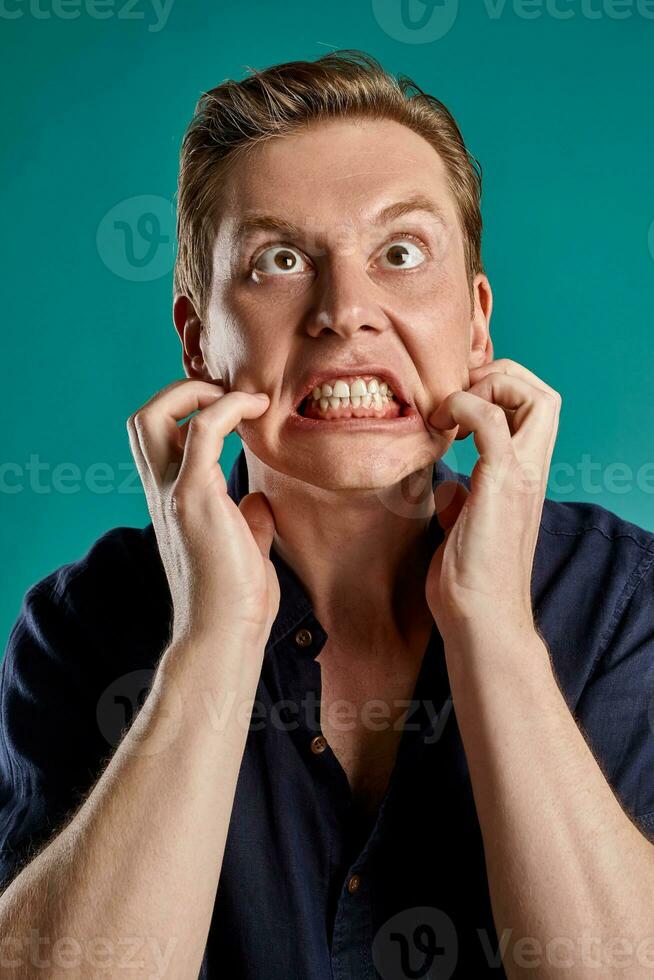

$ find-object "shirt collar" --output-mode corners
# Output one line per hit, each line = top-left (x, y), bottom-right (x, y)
(226, 448), (466, 654)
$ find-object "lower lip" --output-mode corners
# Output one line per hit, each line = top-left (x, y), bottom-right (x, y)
(285, 403), (427, 433)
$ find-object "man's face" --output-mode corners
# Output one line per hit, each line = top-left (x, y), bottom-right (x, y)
(194, 117), (492, 491)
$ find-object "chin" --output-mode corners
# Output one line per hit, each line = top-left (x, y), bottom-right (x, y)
(241, 428), (442, 502)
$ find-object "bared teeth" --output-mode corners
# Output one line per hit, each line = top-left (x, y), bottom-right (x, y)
(297, 374), (406, 419)
(301, 394), (402, 421)
(309, 376), (394, 399)
(304, 375), (396, 413)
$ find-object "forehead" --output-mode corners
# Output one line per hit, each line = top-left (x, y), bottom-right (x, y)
(218, 117), (458, 239)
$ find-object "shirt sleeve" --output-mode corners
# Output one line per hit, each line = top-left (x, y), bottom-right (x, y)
(575, 547), (654, 844)
(0, 527), (170, 894)
(0, 580), (104, 891)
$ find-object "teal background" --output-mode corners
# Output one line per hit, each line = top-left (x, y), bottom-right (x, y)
(2, 0), (653, 653)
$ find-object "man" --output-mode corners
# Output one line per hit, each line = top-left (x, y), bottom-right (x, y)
(1, 49), (653, 979)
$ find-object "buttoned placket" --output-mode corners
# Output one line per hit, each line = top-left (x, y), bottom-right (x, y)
(276, 614), (378, 977)
(265, 604), (451, 980)
(226, 446), (454, 977)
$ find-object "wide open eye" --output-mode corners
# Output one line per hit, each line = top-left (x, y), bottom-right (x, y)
(378, 239), (427, 270)
(252, 245), (310, 275)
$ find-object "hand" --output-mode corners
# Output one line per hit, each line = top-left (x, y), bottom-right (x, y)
(126, 379), (280, 650)
(424, 358), (561, 638)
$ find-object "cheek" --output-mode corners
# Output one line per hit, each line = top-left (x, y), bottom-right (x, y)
(208, 290), (292, 385)
(224, 273), (310, 321)
(390, 278), (471, 404)
(398, 271), (470, 353)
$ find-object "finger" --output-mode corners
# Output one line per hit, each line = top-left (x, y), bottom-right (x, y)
(126, 415), (151, 489)
(239, 492), (276, 557)
(465, 371), (560, 466)
(468, 359), (561, 455)
(453, 409), (516, 442)
(433, 373), (558, 470)
(128, 379), (225, 484)
(429, 389), (514, 469)
(177, 391), (270, 488)
(468, 357), (559, 399)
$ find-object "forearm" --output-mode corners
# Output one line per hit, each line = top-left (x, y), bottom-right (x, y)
(0, 631), (264, 980)
(444, 624), (654, 980)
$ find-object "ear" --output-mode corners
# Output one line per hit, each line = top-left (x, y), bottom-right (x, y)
(172, 294), (212, 381)
(468, 272), (494, 371)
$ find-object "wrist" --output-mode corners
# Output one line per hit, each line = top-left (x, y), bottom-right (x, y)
(161, 628), (267, 688)
(441, 616), (553, 690)
(152, 632), (267, 743)
(437, 598), (537, 648)
(168, 620), (271, 656)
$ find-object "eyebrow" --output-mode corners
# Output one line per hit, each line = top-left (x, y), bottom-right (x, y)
(234, 194), (449, 241)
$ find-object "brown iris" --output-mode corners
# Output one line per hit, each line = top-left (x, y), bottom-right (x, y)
(274, 250), (296, 270)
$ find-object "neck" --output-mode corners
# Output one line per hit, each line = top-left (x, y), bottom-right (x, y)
(243, 448), (438, 647)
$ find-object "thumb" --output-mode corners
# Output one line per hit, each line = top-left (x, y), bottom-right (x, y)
(238, 491), (276, 558)
(433, 480), (469, 536)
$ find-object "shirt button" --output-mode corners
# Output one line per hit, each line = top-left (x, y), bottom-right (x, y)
(347, 874), (361, 894)
(295, 628), (313, 647)
(310, 734), (327, 754)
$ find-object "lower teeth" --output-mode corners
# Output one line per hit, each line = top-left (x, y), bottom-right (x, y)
(301, 397), (402, 419)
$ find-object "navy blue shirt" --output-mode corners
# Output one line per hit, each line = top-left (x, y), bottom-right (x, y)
(2, 449), (654, 978)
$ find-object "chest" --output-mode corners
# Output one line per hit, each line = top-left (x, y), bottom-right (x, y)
(315, 637), (425, 819)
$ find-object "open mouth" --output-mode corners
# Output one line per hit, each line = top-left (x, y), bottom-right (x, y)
(295, 374), (414, 421)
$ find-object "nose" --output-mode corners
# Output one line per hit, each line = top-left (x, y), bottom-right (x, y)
(304, 255), (388, 339)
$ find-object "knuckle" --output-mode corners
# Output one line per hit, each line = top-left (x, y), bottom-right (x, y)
(188, 412), (210, 435)
(132, 410), (149, 435)
(494, 357), (513, 371)
(541, 389), (561, 408)
(483, 402), (505, 425)
(126, 411), (146, 434)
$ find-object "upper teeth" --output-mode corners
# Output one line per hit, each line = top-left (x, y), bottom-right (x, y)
(309, 377), (393, 401)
